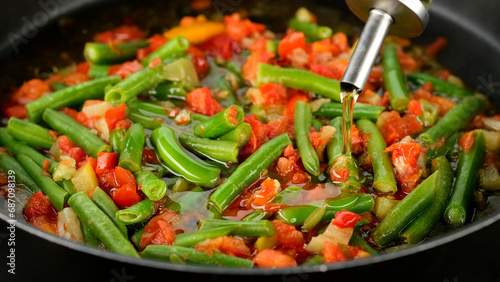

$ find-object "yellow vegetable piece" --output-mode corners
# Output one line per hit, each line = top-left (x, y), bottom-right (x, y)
(254, 234), (277, 252)
(71, 161), (98, 197)
(164, 21), (225, 44)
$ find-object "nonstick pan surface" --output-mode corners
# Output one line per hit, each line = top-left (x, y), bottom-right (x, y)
(0, 0), (499, 281)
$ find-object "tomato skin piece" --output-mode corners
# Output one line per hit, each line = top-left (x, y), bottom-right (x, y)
(253, 249), (297, 268)
(140, 211), (178, 249)
(458, 130), (476, 153)
(111, 184), (142, 207)
(278, 32), (306, 61)
(96, 152), (117, 174)
(322, 241), (347, 263)
(331, 210), (361, 228)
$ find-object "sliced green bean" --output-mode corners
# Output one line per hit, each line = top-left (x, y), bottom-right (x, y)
(17, 154), (68, 211)
(130, 228), (145, 249)
(289, 18), (333, 41)
(151, 81), (189, 100)
(350, 232), (378, 256)
(110, 128), (127, 155)
(326, 117), (343, 165)
(356, 119), (397, 193)
(141, 35), (190, 66)
(426, 132), (461, 160)
(258, 63), (341, 101)
(419, 95), (486, 144)
(209, 133), (292, 212)
(58, 179), (77, 196)
(141, 245), (254, 268)
(315, 102), (384, 120)
(218, 122), (252, 146)
(88, 64), (110, 78)
(116, 199), (155, 225)
(42, 108), (112, 158)
(443, 130), (486, 227)
(372, 171), (438, 247)
(79, 219), (101, 247)
(7, 117), (54, 149)
(173, 226), (236, 247)
(135, 170), (167, 201)
(118, 123), (145, 173)
(295, 101), (321, 176)
(193, 105), (244, 139)
(26, 75), (121, 122)
(68, 192), (139, 257)
(401, 156), (453, 243)
(151, 126), (221, 187)
(91, 187), (128, 236)
(179, 134), (240, 163)
(84, 40), (149, 64)
(383, 44), (410, 112)
(0, 153), (40, 193)
(198, 218), (276, 237)
(407, 73), (473, 99)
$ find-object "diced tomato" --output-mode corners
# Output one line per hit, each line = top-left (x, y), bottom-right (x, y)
(97, 170), (118, 193)
(108, 60), (144, 78)
(186, 87), (223, 116)
(383, 139), (423, 192)
(258, 83), (287, 105)
(239, 130), (258, 160)
(253, 249), (297, 268)
(458, 130), (476, 153)
(114, 166), (137, 187)
(224, 13), (266, 41)
(198, 34), (241, 59)
(3, 103), (27, 118)
(249, 178), (280, 208)
(76, 61), (91, 74)
(271, 220), (305, 250)
(115, 119), (132, 130)
(426, 37), (448, 57)
(195, 236), (251, 257)
(142, 148), (159, 164)
(140, 211), (178, 248)
(185, 46), (210, 76)
(111, 184), (142, 207)
(96, 152), (117, 174)
(105, 104), (127, 131)
(59, 107), (79, 120)
(397, 49), (418, 70)
(331, 210), (361, 228)
(377, 111), (423, 146)
(322, 241), (347, 263)
(407, 99), (422, 116)
(24, 192), (56, 219)
(250, 37), (269, 54)
(283, 89), (308, 117)
(58, 135), (87, 166)
(242, 51), (275, 83)
(11, 78), (50, 105)
(413, 86), (455, 116)
(310, 64), (343, 80)
(330, 167), (350, 183)
(63, 72), (90, 86)
(94, 25), (145, 44)
(267, 115), (293, 140)
(278, 32), (306, 61)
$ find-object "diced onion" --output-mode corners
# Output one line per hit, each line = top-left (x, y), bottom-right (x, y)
(483, 118), (500, 132)
(52, 156), (77, 182)
(94, 117), (110, 142)
(81, 101), (112, 118)
(57, 207), (83, 242)
(374, 196), (400, 219)
(484, 131), (500, 152)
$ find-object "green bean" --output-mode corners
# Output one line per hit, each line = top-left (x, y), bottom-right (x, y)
(401, 156), (453, 243)
(79, 219), (101, 247)
(105, 64), (165, 106)
(17, 154), (68, 211)
(218, 123), (252, 146)
(328, 154), (364, 192)
(130, 228), (145, 249)
(118, 123), (145, 173)
(127, 109), (164, 130)
(91, 187), (128, 236)
(88, 64), (110, 78)
(294, 101), (321, 176)
(326, 117), (343, 165)
(191, 113), (210, 122)
(407, 73), (472, 99)
(315, 102), (384, 120)
(265, 39), (280, 55)
(193, 105), (244, 138)
(257, 63), (341, 101)
(141, 245), (254, 268)
(209, 133), (292, 212)
(443, 130), (486, 227)
(311, 119), (323, 132)
(68, 192), (139, 257)
(141, 35), (190, 66)
(7, 117), (54, 149)
(50, 81), (67, 91)
(42, 109), (112, 158)
(116, 199), (155, 225)
(372, 171), (438, 247)
(110, 128), (127, 155)
(356, 119), (397, 194)
(26, 75), (121, 122)
(58, 179), (77, 196)
(426, 133), (461, 160)
(303, 255), (326, 265)
(276, 193), (375, 226)
(419, 95), (486, 144)
(350, 233), (378, 256)
(179, 134), (240, 163)
(173, 226), (236, 247)
(289, 18), (333, 41)
(135, 170), (167, 201)
(151, 81), (189, 100)
(0, 128), (58, 172)
(382, 44), (410, 112)
(128, 100), (170, 117)
(84, 40), (149, 64)
(151, 126), (221, 187)
(198, 219), (276, 237)
(0, 153), (40, 193)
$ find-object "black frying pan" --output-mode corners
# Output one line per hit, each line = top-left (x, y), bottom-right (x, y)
(0, 0), (499, 281)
